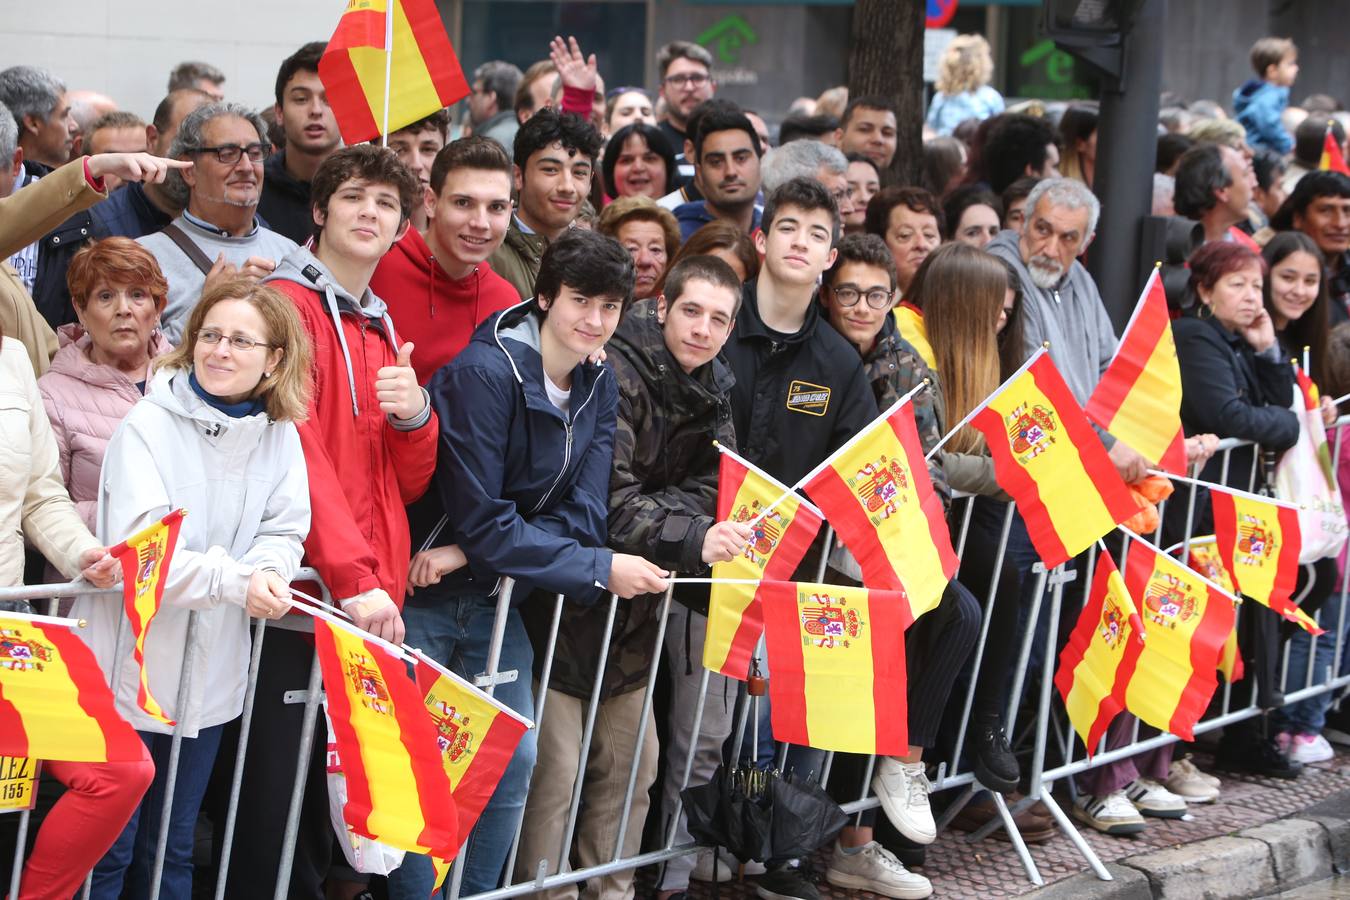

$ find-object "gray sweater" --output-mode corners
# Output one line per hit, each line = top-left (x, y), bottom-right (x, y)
(139, 213), (297, 343)
(986, 229), (1119, 413)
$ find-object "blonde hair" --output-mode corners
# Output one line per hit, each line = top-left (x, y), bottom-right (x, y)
(157, 278), (313, 422)
(908, 243), (1006, 454)
(936, 35), (994, 96)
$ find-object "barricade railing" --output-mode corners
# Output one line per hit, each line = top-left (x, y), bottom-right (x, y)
(4, 421), (1349, 897)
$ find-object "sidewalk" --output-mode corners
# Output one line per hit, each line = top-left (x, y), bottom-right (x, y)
(675, 745), (1350, 898)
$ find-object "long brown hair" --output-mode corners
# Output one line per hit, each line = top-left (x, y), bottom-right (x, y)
(908, 243), (1006, 453)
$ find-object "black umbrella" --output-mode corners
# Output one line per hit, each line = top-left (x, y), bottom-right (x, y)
(681, 765), (847, 864)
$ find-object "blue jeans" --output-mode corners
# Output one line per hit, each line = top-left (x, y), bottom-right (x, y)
(1274, 597), (1346, 735)
(91, 724), (224, 900)
(386, 596), (538, 900)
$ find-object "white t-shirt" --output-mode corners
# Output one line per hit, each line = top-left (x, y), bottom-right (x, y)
(544, 375), (570, 414)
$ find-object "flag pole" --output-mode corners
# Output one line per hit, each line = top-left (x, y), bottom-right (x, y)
(285, 590), (409, 660)
(1144, 468), (1303, 510)
(380, 0), (394, 147)
(793, 380), (929, 490)
(407, 646), (535, 728)
(927, 345), (1048, 460)
(0, 609), (87, 629)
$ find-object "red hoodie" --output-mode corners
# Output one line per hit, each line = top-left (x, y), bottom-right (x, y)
(370, 227), (522, 385)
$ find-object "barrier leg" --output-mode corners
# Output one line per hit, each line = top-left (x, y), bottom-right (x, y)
(9, 808), (30, 899)
(213, 617), (268, 900)
(148, 610), (201, 900)
(272, 647), (323, 900)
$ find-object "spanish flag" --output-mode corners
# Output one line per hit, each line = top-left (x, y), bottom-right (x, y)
(1211, 488), (1322, 635)
(0, 612), (143, 762)
(1186, 538), (1244, 683)
(319, 0), (470, 144)
(413, 655), (530, 857)
(1122, 538), (1236, 740)
(705, 446), (823, 680)
(315, 620), (458, 857)
(107, 508), (185, 726)
(802, 391), (957, 618)
(893, 302), (936, 370)
(1084, 268), (1186, 474)
(969, 350), (1137, 569)
(760, 580), (910, 755)
(1322, 125), (1350, 175)
(1054, 553), (1143, 755)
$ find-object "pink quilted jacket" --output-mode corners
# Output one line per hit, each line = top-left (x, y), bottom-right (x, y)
(37, 324), (174, 529)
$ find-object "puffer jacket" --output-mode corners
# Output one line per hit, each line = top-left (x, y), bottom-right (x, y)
(75, 367), (310, 736)
(487, 218), (550, 303)
(528, 300), (735, 700)
(39, 324), (174, 529)
(1233, 79), (1293, 155)
(0, 337), (100, 591)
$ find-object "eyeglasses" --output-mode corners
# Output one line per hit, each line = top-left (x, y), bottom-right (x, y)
(197, 328), (273, 351)
(829, 286), (893, 310)
(663, 72), (710, 88)
(189, 143), (267, 165)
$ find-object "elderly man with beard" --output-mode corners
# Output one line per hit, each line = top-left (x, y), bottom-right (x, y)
(138, 102), (297, 343)
(986, 177), (1149, 482)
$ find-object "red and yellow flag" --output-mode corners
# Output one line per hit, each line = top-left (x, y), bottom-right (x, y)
(1211, 489), (1321, 634)
(414, 657), (530, 859)
(1186, 538), (1244, 683)
(802, 396), (957, 618)
(705, 447), (824, 680)
(315, 620), (458, 857)
(1085, 269), (1187, 474)
(1054, 554), (1144, 755)
(969, 351), (1137, 569)
(760, 580), (910, 755)
(107, 508), (185, 726)
(0, 613), (143, 762)
(1322, 127), (1350, 175)
(893, 302), (936, 370)
(319, 0), (471, 144)
(1122, 539), (1236, 740)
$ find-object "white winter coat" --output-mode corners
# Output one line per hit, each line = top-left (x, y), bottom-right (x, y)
(74, 366), (310, 736)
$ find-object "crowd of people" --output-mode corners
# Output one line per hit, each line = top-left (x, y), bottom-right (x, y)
(2, 24), (1350, 900)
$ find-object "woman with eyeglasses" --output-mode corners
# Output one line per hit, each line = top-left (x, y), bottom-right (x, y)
(79, 278), (312, 900)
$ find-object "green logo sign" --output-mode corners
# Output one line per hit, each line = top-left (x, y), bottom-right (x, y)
(698, 15), (758, 65)
(1017, 39), (1092, 100)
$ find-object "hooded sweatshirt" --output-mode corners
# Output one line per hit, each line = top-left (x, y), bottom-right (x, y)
(266, 246), (439, 603)
(1233, 79), (1293, 155)
(369, 226), (522, 385)
(77, 366), (309, 735)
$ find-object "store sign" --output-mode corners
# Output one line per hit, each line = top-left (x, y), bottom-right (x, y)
(698, 14), (760, 85)
(1017, 38), (1094, 100)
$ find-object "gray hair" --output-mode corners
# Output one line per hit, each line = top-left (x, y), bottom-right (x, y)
(1024, 177), (1100, 241)
(760, 140), (848, 194)
(472, 60), (522, 108)
(0, 102), (17, 163)
(168, 61), (226, 93)
(656, 41), (713, 78)
(0, 65), (66, 130)
(165, 102), (271, 206)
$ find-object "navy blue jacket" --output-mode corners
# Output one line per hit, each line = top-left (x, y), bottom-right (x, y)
(422, 301), (618, 604)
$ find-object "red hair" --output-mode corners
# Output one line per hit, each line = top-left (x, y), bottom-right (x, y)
(1187, 240), (1266, 296)
(66, 237), (169, 311)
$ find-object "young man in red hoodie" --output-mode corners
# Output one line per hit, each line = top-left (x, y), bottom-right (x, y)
(223, 144), (436, 900)
(370, 134), (522, 385)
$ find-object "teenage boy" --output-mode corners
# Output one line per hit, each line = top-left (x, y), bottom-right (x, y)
(489, 107), (601, 301)
(258, 41), (343, 242)
(1233, 36), (1298, 156)
(223, 145), (434, 900)
(387, 229), (670, 899)
(371, 135), (521, 384)
(674, 105), (764, 240)
(721, 177), (878, 900)
(386, 108), (449, 232)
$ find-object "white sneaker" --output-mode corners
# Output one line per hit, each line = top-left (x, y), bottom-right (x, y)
(1164, 758), (1220, 803)
(1290, 732), (1336, 763)
(1123, 778), (1187, 819)
(691, 847), (733, 883)
(872, 757), (936, 845)
(826, 841), (932, 899)
(739, 858), (768, 876)
(1072, 791), (1146, 835)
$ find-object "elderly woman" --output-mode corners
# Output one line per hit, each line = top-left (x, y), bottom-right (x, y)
(601, 122), (677, 202)
(598, 196), (681, 300)
(80, 279), (312, 900)
(39, 237), (174, 531)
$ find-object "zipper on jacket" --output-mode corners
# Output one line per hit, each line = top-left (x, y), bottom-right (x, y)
(529, 371), (603, 514)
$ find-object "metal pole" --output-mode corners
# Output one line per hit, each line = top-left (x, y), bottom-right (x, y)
(148, 610), (202, 900)
(662, 666), (712, 849)
(9, 809), (30, 899)
(213, 617), (269, 900)
(272, 646), (323, 900)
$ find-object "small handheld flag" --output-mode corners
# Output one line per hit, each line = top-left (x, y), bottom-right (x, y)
(1321, 125), (1350, 175)
(1211, 488), (1322, 634)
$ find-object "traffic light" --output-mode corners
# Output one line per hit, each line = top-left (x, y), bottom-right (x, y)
(1043, 0), (1145, 81)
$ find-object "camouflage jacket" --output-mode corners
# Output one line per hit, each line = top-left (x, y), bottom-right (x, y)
(863, 314), (951, 509)
(527, 299), (736, 700)
(487, 217), (547, 301)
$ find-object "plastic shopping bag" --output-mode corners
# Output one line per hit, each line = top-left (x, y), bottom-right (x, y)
(1273, 379), (1347, 562)
(324, 701), (405, 875)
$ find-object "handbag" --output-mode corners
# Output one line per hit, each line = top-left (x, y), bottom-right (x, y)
(1272, 373), (1347, 563)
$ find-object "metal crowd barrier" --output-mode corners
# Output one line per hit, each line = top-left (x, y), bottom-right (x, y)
(4, 422), (1350, 897)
